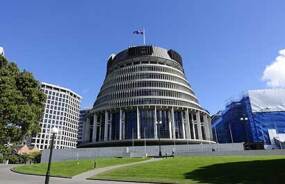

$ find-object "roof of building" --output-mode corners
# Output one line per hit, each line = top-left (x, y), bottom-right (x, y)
(41, 82), (82, 99)
(248, 88), (285, 112)
(15, 145), (40, 155)
(107, 45), (183, 67)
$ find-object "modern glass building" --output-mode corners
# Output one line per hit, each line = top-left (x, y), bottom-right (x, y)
(80, 45), (213, 147)
(212, 89), (285, 149)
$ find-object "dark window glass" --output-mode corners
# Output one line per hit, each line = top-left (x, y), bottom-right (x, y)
(174, 111), (183, 139)
(111, 112), (120, 140)
(157, 110), (170, 138)
(124, 110), (137, 139)
(140, 109), (154, 138)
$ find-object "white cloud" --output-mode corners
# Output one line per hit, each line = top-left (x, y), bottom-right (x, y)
(262, 49), (285, 87)
(0, 47), (4, 56)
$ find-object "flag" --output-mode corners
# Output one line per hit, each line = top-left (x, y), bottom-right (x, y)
(133, 30), (144, 35)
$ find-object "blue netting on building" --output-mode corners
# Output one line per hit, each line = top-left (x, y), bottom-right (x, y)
(212, 89), (285, 145)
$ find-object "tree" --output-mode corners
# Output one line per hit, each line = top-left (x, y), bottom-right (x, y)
(0, 55), (46, 146)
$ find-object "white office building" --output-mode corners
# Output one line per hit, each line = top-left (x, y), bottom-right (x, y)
(31, 82), (81, 150)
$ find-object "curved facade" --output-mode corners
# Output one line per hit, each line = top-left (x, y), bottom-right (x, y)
(81, 46), (213, 147)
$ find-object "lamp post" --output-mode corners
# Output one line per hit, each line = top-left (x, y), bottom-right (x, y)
(156, 120), (162, 157)
(274, 122), (282, 149)
(45, 127), (59, 184)
(240, 117), (248, 143)
(228, 123), (234, 143)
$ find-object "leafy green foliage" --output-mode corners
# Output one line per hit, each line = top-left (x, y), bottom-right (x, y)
(0, 55), (46, 146)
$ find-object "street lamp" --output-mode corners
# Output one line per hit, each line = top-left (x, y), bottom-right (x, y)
(240, 116), (248, 143)
(156, 120), (162, 157)
(45, 127), (59, 184)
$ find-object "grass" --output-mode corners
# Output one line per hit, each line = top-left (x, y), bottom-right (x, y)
(13, 157), (146, 178)
(92, 155), (285, 184)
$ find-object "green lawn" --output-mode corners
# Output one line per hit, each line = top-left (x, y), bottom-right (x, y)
(92, 155), (285, 184)
(13, 157), (146, 178)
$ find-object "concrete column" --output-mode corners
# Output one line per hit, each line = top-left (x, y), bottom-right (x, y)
(98, 114), (102, 142)
(181, 111), (186, 139)
(109, 112), (112, 140)
(84, 117), (90, 142)
(119, 109), (122, 140)
(185, 109), (191, 139)
(154, 106), (158, 139)
(190, 112), (196, 139)
(104, 111), (108, 141)
(208, 116), (213, 140)
(92, 113), (97, 143)
(171, 107), (176, 139)
(168, 110), (172, 139)
(196, 111), (203, 140)
(122, 111), (125, 139)
(137, 107), (141, 139)
(203, 114), (210, 140)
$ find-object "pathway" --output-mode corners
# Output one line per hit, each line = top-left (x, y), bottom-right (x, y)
(72, 158), (160, 182)
(1, 158), (161, 184)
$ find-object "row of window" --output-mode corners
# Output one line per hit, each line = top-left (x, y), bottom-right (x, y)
(46, 99), (80, 113)
(32, 137), (77, 145)
(106, 64), (185, 83)
(96, 89), (197, 105)
(40, 125), (78, 136)
(98, 81), (194, 99)
(103, 72), (189, 87)
(43, 113), (78, 122)
(94, 98), (201, 110)
(42, 87), (80, 102)
(108, 58), (183, 74)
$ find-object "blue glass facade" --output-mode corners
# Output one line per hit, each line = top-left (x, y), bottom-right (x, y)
(125, 110), (137, 139)
(111, 112), (120, 140)
(157, 110), (170, 138)
(174, 111), (183, 139)
(140, 109), (154, 138)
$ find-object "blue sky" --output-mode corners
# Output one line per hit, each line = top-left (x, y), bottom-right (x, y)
(1, 0), (285, 114)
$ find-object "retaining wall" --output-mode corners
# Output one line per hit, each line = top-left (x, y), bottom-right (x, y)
(41, 143), (247, 162)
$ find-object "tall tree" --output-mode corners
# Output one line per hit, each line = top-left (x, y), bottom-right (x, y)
(0, 55), (46, 145)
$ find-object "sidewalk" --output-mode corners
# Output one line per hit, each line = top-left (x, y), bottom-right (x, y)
(72, 158), (161, 182)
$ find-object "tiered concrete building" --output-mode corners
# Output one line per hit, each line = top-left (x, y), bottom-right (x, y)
(31, 82), (81, 150)
(80, 45), (213, 147)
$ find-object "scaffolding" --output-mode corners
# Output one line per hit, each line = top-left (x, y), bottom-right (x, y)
(212, 89), (285, 147)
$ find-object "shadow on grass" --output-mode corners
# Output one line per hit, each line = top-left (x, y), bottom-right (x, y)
(185, 159), (285, 184)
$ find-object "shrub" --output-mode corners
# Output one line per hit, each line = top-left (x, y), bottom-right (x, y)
(8, 154), (20, 164)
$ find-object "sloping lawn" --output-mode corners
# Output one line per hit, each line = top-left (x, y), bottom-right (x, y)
(92, 155), (285, 184)
(13, 157), (146, 178)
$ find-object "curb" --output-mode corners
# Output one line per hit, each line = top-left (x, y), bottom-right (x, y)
(87, 178), (175, 184)
(10, 168), (72, 179)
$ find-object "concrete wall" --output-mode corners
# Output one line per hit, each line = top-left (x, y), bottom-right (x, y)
(41, 143), (245, 162)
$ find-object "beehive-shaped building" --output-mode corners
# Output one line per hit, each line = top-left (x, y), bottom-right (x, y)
(81, 46), (213, 147)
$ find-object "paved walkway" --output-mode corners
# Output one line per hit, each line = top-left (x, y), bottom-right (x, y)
(1, 158), (160, 184)
(72, 158), (160, 181)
